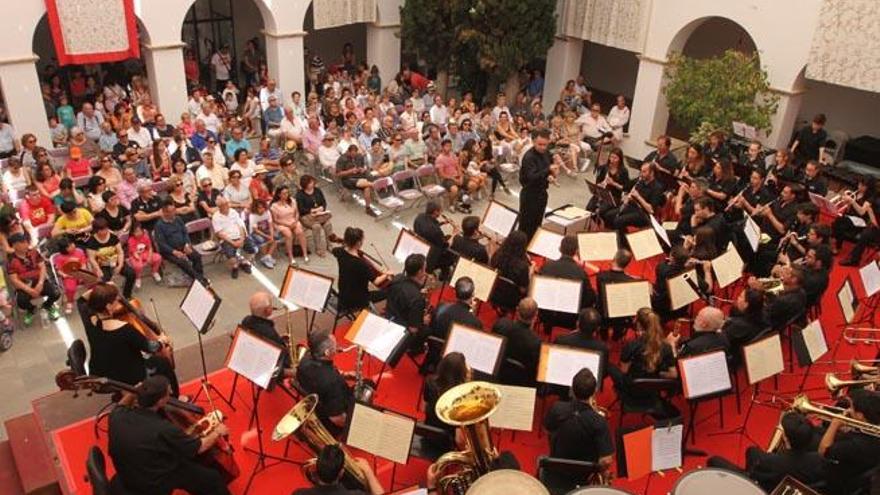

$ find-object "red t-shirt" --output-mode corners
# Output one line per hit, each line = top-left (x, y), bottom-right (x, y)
(410, 71), (429, 92)
(66, 158), (92, 178)
(8, 250), (42, 284)
(19, 196), (56, 226)
(435, 153), (459, 179)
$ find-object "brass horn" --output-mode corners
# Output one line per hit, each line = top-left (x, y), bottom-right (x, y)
(432, 381), (502, 495)
(826, 373), (880, 396)
(272, 394), (367, 488)
(843, 327), (880, 345)
(792, 394), (880, 438)
(852, 360), (880, 378)
(756, 277), (784, 295)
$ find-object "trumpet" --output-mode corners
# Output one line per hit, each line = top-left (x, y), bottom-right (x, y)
(830, 189), (857, 210)
(843, 326), (880, 344)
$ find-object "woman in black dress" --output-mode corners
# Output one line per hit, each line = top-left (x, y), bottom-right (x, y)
(587, 147), (629, 221)
(79, 283), (179, 396)
(489, 231), (532, 315)
(422, 352), (470, 449)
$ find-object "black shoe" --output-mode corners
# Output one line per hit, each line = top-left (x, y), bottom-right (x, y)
(240, 262), (252, 274)
(231, 267), (239, 279)
(840, 258), (860, 267)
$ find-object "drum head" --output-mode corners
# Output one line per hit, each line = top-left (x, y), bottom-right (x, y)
(466, 470), (549, 495)
(566, 487), (635, 495)
(672, 468), (766, 495)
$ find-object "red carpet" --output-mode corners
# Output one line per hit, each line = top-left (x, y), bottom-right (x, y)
(47, 247), (880, 495)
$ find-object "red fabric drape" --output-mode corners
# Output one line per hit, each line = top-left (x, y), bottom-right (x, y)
(44, 0), (140, 66)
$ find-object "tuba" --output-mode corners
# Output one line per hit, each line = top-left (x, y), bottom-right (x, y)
(756, 277), (784, 295)
(272, 394), (367, 488)
(433, 381), (502, 495)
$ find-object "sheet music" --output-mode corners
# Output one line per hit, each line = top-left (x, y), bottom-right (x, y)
(488, 384), (536, 431)
(651, 424), (683, 471)
(808, 192), (839, 217)
(180, 278), (217, 332)
(860, 261), (880, 297)
(744, 215), (761, 252)
(649, 214), (671, 247)
(444, 324), (505, 375)
(281, 268), (333, 312)
(605, 281), (652, 318)
(679, 350), (731, 399)
(668, 270), (700, 310)
(848, 215), (867, 227)
(625, 229), (663, 260)
(802, 320), (828, 362)
(578, 232), (618, 261)
(481, 201), (518, 238)
(349, 311), (407, 362)
(527, 228), (564, 260)
(530, 275), (582, 314)
(838, 280), (856, 324)
(743, 124), (757, 140)
(346, 403), (415, 464)
(393, 229), (431, 263)
(538, 344), (602, 386)
(744, 334), (784, 384)
(712, 248), (745, 289)
(226, 329), (282, 389)
(451, 257), (498, 302)
(554, 205), (590, 220)
(732, 121), (745, 137)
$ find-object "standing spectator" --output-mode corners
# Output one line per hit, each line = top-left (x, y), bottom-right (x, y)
(211, 44), (233, 93)
(7, 233), (61, 324)
(0, 120), (17, 159)
(183, 48), (200, 88)
(56, 95), (76, 130)
(242, 86), (262, 137)
(154, 199), (207, 285)
(241, 39), (261, 87)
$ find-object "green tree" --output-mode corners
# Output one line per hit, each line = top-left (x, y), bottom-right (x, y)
(663, 50), (780, 143)
(399, 0), (460, 94)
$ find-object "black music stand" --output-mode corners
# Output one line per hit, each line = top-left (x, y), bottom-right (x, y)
(179, 279), (234, 410)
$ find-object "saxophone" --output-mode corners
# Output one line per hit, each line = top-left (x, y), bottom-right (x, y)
(352, 346), (376, 403)
(432, 382), (502, 495)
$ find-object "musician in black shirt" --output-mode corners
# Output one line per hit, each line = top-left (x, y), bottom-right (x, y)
(543, 368), (613, 492)
(518, 129), (559, 238)
(643, 135), (680, 176)
(750, 266), (807, 329)
(604, 162), (666, 235)
(728, 168), (773, 223)
(297, 331), (354, 436)
(555, 308), (609, 373)
(385, 254), (430, 353)
(790, 113), (827, 165)
(722, 288), (766, 366)
(596, 249), (638, 340)
(241, 291), (291, 372)
(706, 158), (738, 210)
(708, 412), (828, 492)
(414, 200), (455, 281)
(670, 177), (709, 243)
(669, 306), (729, 359)
(332, 227), (391, 313)
(819, 389), (880, 495)
(767, 150), (801, 192)
(803, 160), (828, 196)
(493, 297), (541, 385)
(108, 376), (231, 495)
(425, 276), (482, 373)
(291, 444), (384, 495)
(450, 215), (489, 264)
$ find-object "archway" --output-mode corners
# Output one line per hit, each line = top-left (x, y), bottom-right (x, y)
(302, 2), (368, 78)
(181, 0), (269, 92)
(32, 14), (150, 119)
(663, 16), (758, 140)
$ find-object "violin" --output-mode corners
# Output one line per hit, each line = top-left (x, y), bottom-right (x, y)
(357, 248), (391, 289)
(113, 297), (176, 369)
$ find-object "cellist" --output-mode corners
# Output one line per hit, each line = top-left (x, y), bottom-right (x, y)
(108, 375), (231, 495)
(78, 282), (181, 397)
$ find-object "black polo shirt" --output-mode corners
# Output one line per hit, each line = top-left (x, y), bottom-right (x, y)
(678, 331), (730, 359)
(130, 195), (163, 232)
(544, 400), (613, 462)
(296, 356), (353, 429)
(108, 407), (200, 493)
(451, 235), (489, 264)
(803, 175), (828, 196)
(493, 317), (541, 377)
(643, 150), (680, 175)
(385, 275), (427, 331)
(826, 431), (880, 495)
(793, 125), (827, 162)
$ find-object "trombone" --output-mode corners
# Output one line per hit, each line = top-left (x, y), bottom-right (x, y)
(767, 394), (880, 452)
(843, 326), (880, 344)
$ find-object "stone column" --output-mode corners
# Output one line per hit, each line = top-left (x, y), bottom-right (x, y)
(264, 30), (305, 104)
(542, 35), (584, 106)
(626, 54), (668, 158)
(142, 43), (189, 118)
(366, 22), (401, 86)
(766, 88), (805, 151)
(0, 55), (50, 145)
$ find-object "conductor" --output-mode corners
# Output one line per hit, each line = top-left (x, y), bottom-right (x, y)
(518, 129), (559, 239)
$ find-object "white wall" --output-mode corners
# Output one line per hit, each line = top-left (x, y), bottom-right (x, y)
(799, 80), (880, 140)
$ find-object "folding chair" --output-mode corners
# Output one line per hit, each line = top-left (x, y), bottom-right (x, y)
(185, 218), (223, 264)
(371, 176), (405, 220)
(391, 170), (424, 208)
(414, 164), (447, 203)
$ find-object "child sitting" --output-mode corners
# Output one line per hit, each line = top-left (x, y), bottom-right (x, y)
(127, 222), (163, 289)
(53, 235), (88, 314)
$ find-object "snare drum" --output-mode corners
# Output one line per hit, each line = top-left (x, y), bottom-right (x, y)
(466, 470), (550, 495)
(565, 487), (636, 494)
(672, 468), (766, 494)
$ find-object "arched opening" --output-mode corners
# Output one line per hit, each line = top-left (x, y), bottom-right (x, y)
(32, 14), (149, 121)
(664, 16), (758, 140)
(580, 42), (639, 119)
(302, 2), (367, 90)
(181, 0), (268, 93)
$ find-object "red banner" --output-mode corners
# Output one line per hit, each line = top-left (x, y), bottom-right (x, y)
(44, 0), (140, 66)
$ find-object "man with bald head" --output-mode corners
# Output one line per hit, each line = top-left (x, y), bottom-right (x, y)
(668, 306), (730, 359)
(241, 291), (291, 371)
(493, 297), (542, 384)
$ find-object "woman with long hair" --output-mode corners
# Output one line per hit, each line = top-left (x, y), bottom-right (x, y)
(149, 140), (172, 180)
(833, 176), (877, 252)
(681, 144), (709, 180)
(621, 307), (677, 380)
(706, 157), (737, 206)
(33, 161), (62, 200)
(588, 147), (629, 219)
(489, 230), (533, 313)
(422, 352), (471, 448)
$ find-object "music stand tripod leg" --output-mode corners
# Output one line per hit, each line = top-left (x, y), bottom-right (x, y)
(190, 325), (236, 411)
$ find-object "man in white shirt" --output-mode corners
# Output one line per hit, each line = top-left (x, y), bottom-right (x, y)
(491, 93), (511, 124)
(399, 101), (418, 132)
(212, 196), (256, 278)
(607, 95), (630, 142)
(0, 121), (17, 158)
(280, 106), (304, 144)
(576, 103), (613, 144)
(126, 119), (152, 149)
(199, 103), (222, 135)
(76, 103), (104, 141)
(196, 151), (229, 190)
(318, 135), (341, 173)
(187, 89), (204, 118)
(259, 79), (284, 112)
(429, 96), (449, 131)
(210, 45), (232, 93)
